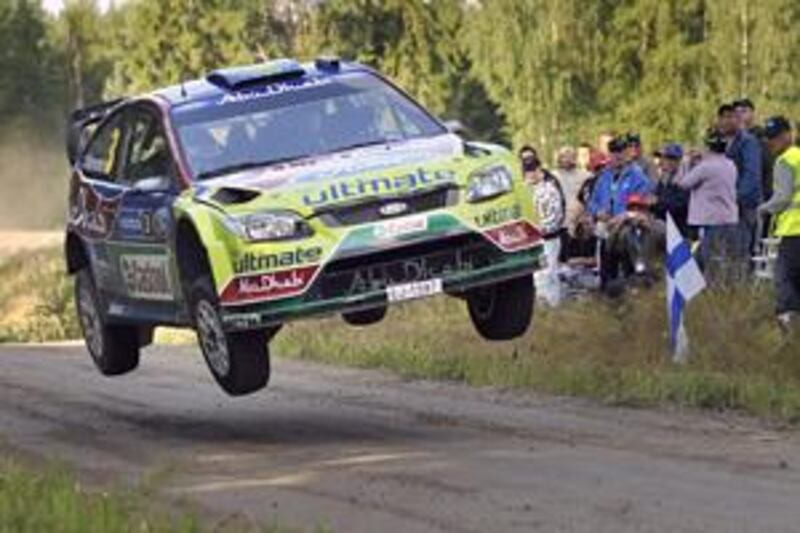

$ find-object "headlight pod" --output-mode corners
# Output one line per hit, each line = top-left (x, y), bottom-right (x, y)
(225, 211), (313, 242)
(466, 164), (514, 203)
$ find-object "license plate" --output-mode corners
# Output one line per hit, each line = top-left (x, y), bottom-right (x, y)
(386, 279), (443, 303)
(374, 214), (428, 240)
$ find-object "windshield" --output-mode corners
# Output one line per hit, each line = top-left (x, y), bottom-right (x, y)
(172, 71), (447, 180)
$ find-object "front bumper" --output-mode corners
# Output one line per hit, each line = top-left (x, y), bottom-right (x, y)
(220, 229), (542, 332)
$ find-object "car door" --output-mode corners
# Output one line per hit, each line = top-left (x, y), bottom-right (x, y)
(70, 108), (129, 296)
(104, 104), (181, 308)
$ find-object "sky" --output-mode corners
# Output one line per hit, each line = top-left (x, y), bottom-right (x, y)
(42, 0), (117, 14)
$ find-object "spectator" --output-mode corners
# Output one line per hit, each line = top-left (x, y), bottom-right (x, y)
(589, 137), (654, 220)
(758, 116), (800, 332)
(577, 143), (593, 173)
(734, 98), (775, 230)
(653, 143), (691, 237)
(520, 145), (566, 306)
(676, 129), (739, 285)
(625, 132), (658, 180)
(569, 151), (609, 262)
(597, 131), (615, 156)
(719, 102), (763, 264)
(554, 145), (590, 238)
(589, 137), (654, 289)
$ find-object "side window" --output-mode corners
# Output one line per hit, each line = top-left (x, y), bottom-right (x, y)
(123, 108), (176, 186)
(82, 113), (125, 181)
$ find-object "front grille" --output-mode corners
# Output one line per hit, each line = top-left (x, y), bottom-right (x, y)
(316, 185), (458, 227)
(308, 234), (505, 300)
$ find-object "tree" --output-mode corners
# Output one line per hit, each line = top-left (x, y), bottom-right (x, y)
(467, 0), (613, 155)
(104, 0), (258, 96)
(0, 0), (62, 120)
(299, 0), (505, 141)
(51, 0), (111, 109)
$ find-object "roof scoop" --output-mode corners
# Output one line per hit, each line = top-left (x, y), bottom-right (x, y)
(207, 59), (306, 91)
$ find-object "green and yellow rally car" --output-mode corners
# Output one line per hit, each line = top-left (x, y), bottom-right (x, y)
(65, 58), (544, 396)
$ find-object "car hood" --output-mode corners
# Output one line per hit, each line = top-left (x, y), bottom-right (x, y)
(192, 134), (505, 215)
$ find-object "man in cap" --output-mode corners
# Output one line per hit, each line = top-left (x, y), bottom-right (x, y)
(589, 136), (654, 290)
(625, 132), (657, 180)
(720, 102), (763, 265)
(653, 143), (691, 237)
(758, 116), (800, 331)
(735, 98), (775, 225)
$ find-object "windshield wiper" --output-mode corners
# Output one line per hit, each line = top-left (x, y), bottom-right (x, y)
(326, 138), (402, 155)
(196, 155), (309, 181)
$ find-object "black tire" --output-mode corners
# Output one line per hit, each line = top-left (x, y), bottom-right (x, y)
(342, 306), (387, 326)
(190, 278), (270, 396)
(75, 269), (140, 376)
(467, 275), (535, 341)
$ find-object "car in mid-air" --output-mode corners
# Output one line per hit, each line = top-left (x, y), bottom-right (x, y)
(65, 58), (544, 396)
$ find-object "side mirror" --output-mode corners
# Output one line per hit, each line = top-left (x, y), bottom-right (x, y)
(132, 176), (172, 194)
(444, 120), (467, 135)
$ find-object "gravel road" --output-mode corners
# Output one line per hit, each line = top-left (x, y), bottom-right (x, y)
(0, 344), (798, 532)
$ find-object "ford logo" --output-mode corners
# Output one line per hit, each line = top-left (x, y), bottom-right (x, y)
(379, 201), (409, 217)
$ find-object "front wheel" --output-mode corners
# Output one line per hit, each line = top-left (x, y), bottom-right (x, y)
(467, 275), (535, 341)
(191, 279), (270, 396)
(75, 269), (140, 376)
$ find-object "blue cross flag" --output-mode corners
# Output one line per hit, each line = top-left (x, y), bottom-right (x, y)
(665, 213), (706, 362)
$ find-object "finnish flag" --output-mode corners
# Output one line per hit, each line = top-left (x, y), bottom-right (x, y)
(665, 213), (706, 362)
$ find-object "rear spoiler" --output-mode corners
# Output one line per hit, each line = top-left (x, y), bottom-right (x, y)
(66, 98), (125, 165)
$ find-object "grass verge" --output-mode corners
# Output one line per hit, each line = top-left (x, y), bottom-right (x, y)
(2, 248), (799, 423)
(0, 456), (315, 532)
(275, 284), (800, 424)
(0, 458), (199, 533)
(0, 248), (79, 343)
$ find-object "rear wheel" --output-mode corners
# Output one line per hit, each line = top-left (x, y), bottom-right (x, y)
(190, 279), (270, 396)
(467, 275), (535, 341)
(75, 269), (140, 376)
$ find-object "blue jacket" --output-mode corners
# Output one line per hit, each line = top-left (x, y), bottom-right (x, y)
(588, 163), (654, 217)
(726, 130), (763, 209)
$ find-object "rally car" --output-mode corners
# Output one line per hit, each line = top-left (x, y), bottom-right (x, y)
(65, 57), (544, 396)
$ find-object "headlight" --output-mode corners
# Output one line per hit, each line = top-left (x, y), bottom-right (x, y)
(224, 211), (312, 242)
(466, 165), (514, 203)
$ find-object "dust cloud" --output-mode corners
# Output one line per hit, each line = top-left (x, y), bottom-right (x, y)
(0, 122), (70, 229)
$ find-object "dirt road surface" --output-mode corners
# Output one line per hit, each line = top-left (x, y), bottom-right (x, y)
(0, 345), (798, 532)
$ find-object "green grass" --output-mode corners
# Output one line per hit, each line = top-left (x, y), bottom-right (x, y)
(2, 248), (799, 423)
(275, 285), (800, 424)
(0, 458), (198, 533)
(0, 457), (317, 532)
(0, 248), (80, 343)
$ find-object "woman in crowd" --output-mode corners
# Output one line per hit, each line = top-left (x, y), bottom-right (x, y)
(520, 145), (566, 306)
(676, 129), (739, 284)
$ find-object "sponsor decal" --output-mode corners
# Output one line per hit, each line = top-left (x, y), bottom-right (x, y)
(302, 168), (456, 207)
(72, 185), (121, 239)
(379, 201), (409, 217)
(474, 204), (522, 228)
(222, 312), (264, 330)
(483, 220), (542, 252)
(233, 246), (323, 275)
(218, 77), (332, 105)
(117, 210), (145, 235)
(220, 265), (319, 305)
(116, 207), (171, 240)
(120, 254), (174, 301)
(347, 252), (475, 295)
(373, 214), (428, 240)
